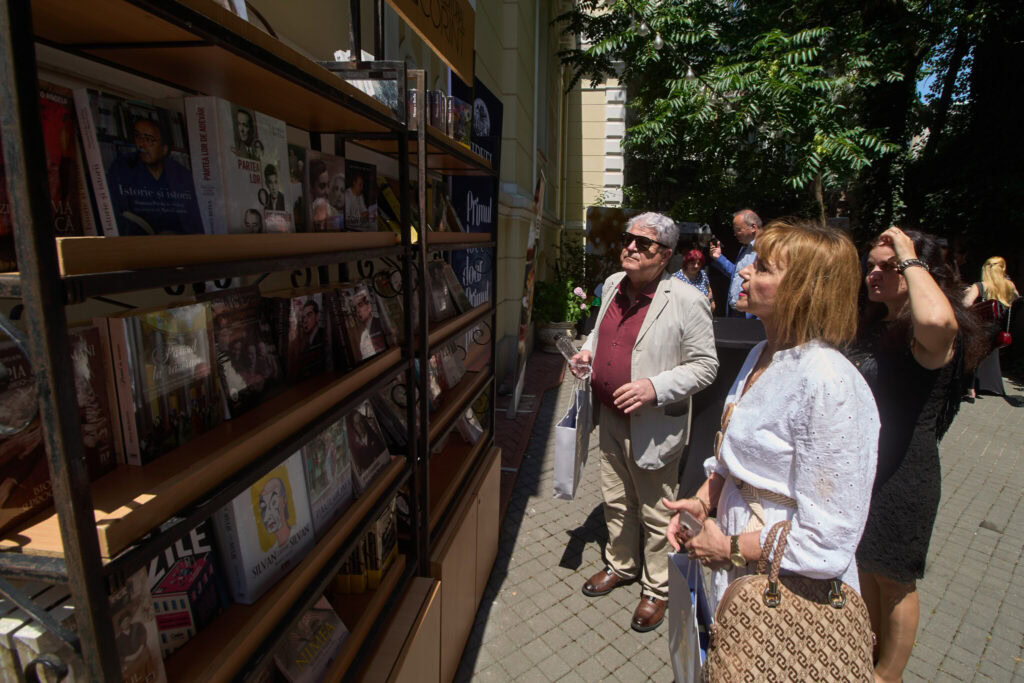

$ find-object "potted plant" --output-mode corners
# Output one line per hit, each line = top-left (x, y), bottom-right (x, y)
(532, 280), (593, 353)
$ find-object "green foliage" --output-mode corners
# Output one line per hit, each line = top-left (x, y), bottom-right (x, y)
(532, 279), (590, 324)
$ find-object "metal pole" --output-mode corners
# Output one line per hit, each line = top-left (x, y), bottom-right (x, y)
(413, 70), (432, 568)
(0, 1), (121, 679)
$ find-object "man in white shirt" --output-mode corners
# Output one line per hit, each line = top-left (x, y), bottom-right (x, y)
(710, 209), (761, 317)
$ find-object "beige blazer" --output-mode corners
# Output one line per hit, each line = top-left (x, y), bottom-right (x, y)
(582, 270), (718, 469)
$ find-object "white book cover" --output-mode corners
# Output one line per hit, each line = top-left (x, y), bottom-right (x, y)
(213, 451), (314, 604)
(185, 96), (294, 234)
(301, 418), (354, 539)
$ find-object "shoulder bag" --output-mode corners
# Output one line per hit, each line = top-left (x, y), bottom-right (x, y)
(703, 521), (874, 682)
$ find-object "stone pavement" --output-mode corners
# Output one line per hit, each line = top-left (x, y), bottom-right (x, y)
(458, 355), (1024, 682)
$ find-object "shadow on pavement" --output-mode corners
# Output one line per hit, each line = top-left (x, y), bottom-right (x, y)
(558, 503), (607, 571)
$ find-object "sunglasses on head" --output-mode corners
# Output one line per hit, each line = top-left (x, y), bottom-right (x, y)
(620, 231), (668, 253)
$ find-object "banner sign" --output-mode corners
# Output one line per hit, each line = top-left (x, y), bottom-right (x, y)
(386, 0), (475, 83)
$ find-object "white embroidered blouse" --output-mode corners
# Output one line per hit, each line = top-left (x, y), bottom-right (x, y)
(702, 340), (880, 606)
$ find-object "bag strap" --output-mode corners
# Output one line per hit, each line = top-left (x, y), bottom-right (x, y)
(760, 521), (791, 607)
(756, 521), (787, 574)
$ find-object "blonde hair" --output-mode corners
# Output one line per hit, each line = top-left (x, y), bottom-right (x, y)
(980, 256), (1017, 306)
(755, 219), (860, 348)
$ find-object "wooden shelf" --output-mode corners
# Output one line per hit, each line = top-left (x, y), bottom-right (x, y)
(428, 370), (491, 443)
(163, 459), (406, 683)
(326, 555), (409, 682)
(427, 303), (492, 351)
(31, 0), (399, 134)
(0, 348), (401, 561)
(424, 233), (495, 252)
(428, 434), (490, 532)
(354, 125), (493, 176)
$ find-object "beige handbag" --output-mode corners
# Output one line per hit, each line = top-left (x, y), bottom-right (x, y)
(703, 521), (874, 682)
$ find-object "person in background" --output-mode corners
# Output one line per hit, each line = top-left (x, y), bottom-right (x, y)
(664, 220), (878, 646)
(673, 248), (715, 313)
(570, 212), (718, 633)
(849, 227), (984, 683)
(962, 255), (1018, 398)
(710, 209), (761, 317)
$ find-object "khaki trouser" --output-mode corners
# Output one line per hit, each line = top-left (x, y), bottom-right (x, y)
(598, 402), (680, 599)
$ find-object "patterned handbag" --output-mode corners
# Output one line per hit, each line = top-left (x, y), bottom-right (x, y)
(703, 521), (874, 682)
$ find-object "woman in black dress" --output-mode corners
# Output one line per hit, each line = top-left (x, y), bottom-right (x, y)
(962, 255), (1019, 397)
(851, 227), (983, 682)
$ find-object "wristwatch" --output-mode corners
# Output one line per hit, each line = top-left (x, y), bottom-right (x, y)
(729, 535), (745, 568)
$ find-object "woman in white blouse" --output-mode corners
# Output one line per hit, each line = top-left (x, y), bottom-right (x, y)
(664, 219), (879, 608)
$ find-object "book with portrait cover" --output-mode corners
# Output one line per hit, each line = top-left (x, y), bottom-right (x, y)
(426, 260), (457, 322)
(0, 327), (117, 537)
(185, 96), (293, 234)
(303, 150), (345, 232)
(201, 286), (282, 419)
(212, 450), (314, 604)
(147, 519), (226, 657)
(273, 596), (349, 683)
(333, 282), (388, 366)
(341, 159), (377, 231)
(287, 144), (307, 232)
(344, 401), (391, 496)
(301, 417), (354, 539)
(97, 302), (223, 466)
(74, 87), (203, 237)
(264, 289), (330, 384)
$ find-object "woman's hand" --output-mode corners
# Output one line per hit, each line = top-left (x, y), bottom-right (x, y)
(683, 519), (732, 570)
(662, 497), (706, 551)
(878, 226), (917, 262)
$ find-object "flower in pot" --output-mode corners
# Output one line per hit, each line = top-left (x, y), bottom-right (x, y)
(533, 280), (591, 353)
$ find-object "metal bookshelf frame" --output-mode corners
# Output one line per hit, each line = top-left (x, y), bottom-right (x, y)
(0, 0), (497, 680)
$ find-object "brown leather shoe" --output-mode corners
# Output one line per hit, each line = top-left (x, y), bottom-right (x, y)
(631, 595), (666, 632)
(581, 567), (633, 597)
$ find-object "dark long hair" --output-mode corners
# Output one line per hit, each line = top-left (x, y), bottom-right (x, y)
(860, 229), (986, 372)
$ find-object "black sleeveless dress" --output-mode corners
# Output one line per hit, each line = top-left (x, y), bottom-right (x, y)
(848, 323), (962, 583)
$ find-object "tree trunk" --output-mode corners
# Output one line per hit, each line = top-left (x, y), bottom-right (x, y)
(923, 19), (972, 159)
(813, 172), (825, 224)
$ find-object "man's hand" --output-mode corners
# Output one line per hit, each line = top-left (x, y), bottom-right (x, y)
(612, 378), (656, 414)
(569, 349), (592, 379)
(709, 241), (722, 260)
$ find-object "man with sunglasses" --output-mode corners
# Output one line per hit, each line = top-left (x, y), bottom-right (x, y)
(710, 209), (762, 317)
(570, 212), (718, 632)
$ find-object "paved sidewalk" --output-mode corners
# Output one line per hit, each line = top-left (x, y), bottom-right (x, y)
(459, 357), (1024, 681)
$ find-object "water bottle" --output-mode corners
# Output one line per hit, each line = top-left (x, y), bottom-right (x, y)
(555, 335), (591, 381)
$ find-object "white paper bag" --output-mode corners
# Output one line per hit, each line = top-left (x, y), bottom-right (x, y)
(552, 381), (591, 500)
(668, 552), (713, 683)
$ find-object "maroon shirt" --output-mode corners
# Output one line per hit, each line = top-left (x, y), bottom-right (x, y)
(591, 277), (657, 413)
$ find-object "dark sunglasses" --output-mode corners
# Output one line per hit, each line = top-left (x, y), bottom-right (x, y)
(620, 231), (668, 253)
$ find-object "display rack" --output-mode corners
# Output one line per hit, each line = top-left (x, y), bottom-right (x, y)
(0, 0), (497, 681)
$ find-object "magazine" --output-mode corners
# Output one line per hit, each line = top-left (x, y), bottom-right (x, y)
(304, 150), (345, 232)
(336, 282), (389, 365)
(345, 401), (390, 495)
(301, 418), (354, 539)
(342, 159), (377, 231)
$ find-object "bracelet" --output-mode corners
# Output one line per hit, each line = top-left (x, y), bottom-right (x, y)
(691, 496), (711, 518)
(896, 258), (930, 274)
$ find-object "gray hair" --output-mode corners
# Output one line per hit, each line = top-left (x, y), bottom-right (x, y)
(733, 209), (763, 229)
(627, 212), (678, 250)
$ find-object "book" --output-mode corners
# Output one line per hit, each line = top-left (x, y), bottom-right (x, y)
(212, 450), (315, 604)
(0, 327), (117, 536)
(335, 282), (389, 365)
(345, 401), (390, 495)
(97, 302), (223, 466)
(264, 289), (330, 384)
(370, 272), (403, 346)
(365, 499), (397, 590)
(304, 150), (345, 232)
(332, 538), (367, 595)
(441, 261), (473, 313)
(449, 96), (473, 146)
(437, 344), (466, 389)
(376, 176), (418, 242)
(426, 260), (457, 322)
(287, 144), (307, 232)
(147, 519), (227, 657)
(342, 159), (377, 231)
(456, 407), (485, 445)
(301, 417), (354, 539)
(203, 286), (282, 418)
(273, 596), (349, 683)
(185, 96), (293, 234)
(74, 87), (203, 236)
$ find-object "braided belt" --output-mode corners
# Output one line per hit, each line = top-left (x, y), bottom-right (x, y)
(734, 477), (796, 534)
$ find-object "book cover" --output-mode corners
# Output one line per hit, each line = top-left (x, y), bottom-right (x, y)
(375, 176), (418, 242)
(345, 401), (390, 496)
(204, 286), (282, 418)
(426, 260), (456, 323)
(273, 596), (349, 683)
(368, 394), (405, 450)
(185, 96), (293, 234)
(108, 569), (168, 683)
(287, 144), (307, 232)
(449, 96), (473, 147)
(147, 519), (227, 657)
(342, 160), (377, 232)
(365, 499), (397, 589)
(370, 272), (402, 346)
(437, 344), (466, 390)
(441, 261), (473, 313)
(337, 282), (389, 365)
(264, 290), (329, 383)
(213, 451), (315, 604)
(0, 328), (116, 536)
(304, 150), (345, 232)
(456, 407), (485, 445)
(302, 417), (354, 539)
(74, 87), (203, 236)
(101, 302), (223, 466)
